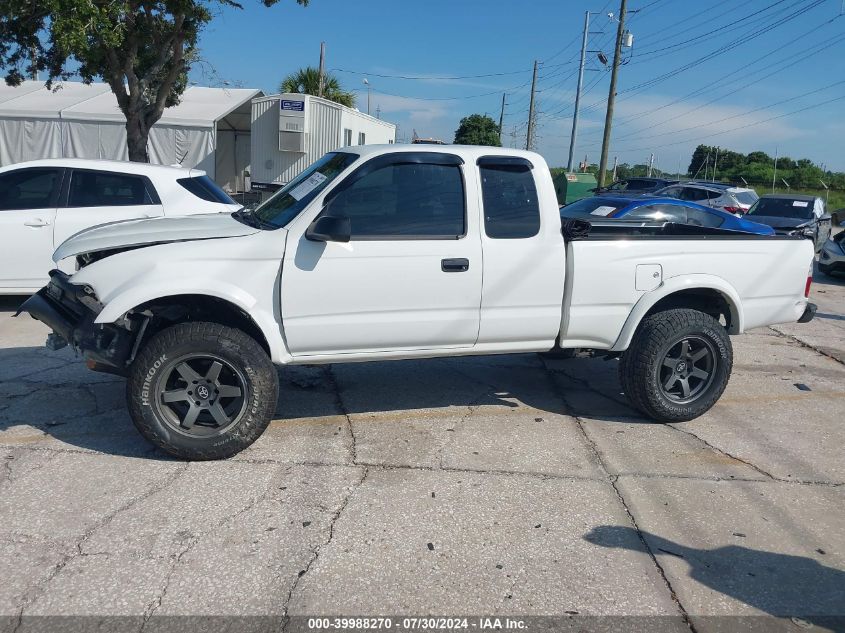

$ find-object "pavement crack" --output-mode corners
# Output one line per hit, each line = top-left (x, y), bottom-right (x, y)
(280, 466), (369, 628)
(539, 357), (697, 632)
(769, 325), (845, 366)
(666, 423), (777, 481)
(324, 365), (357, 465)
(141, 465), (287, 627)
(15, 461), (189, 621)
(607, 475), (698, 633)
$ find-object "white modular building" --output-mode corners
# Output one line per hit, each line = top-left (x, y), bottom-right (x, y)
(0, 81), (261, 193)
(250, 93), (396, 191)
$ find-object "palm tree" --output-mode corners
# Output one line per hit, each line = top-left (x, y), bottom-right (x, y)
(280, 67), (356, 108)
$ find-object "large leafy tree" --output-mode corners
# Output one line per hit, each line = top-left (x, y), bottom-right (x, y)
(280, 67), (355, 107)
(453, 114), (501, 147)
(0, 0), (308, 162)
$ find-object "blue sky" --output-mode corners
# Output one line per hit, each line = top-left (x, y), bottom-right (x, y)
(192, 0), (845, 172)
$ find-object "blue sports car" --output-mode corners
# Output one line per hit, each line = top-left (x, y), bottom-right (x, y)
(560, 196), (775, 235)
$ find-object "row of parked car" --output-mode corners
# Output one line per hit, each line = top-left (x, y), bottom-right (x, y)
(561, 176), (838, 261)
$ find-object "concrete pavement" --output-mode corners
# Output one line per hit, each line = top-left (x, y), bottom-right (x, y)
(0, 268), (843, 631)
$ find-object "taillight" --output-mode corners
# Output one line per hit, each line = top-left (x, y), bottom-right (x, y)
(805, 265), (813, 298)
(724, 206), (742, 214)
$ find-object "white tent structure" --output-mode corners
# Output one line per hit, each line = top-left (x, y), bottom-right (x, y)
(0, 81), (262, 192)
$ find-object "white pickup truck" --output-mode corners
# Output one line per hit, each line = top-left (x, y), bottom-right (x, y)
(19, 146), (817, 460)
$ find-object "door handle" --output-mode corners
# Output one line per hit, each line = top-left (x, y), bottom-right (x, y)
(24, 219), (51, 227)
(441, 258), (469, 272)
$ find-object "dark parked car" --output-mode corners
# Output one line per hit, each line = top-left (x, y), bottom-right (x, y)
(593, 177), (679, 196)
(744, 194), (832, 252)
(560, 196), (775, 235)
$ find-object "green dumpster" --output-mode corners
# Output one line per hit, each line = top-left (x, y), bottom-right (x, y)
(552, 172), (597, 206)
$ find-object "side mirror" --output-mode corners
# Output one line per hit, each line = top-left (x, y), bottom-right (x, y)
(305, 215), (351, 242)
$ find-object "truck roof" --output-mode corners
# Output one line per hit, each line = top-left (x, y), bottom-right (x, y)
(340, 144), (545, 165)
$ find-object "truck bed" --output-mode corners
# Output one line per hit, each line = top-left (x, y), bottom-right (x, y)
(560, 225), (813, 350)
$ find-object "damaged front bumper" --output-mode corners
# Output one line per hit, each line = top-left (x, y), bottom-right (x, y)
(16, 270), (146, 374)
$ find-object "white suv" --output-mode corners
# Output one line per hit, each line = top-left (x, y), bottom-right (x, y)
(0, 159), (240, 294)
(657, 182), (759, 215)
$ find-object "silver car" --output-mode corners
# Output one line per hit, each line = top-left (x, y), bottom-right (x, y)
(656, 182), (759, 215)
(819, 230), (845, 276)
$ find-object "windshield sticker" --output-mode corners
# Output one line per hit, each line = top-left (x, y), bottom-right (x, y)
(591, 206), (617, 216)
(289, 172), (328, 201)
(792, 201), (809, 207)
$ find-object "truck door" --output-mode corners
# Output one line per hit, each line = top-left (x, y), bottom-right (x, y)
(475, 156), (566, 349)
(281, 152), (483, 356)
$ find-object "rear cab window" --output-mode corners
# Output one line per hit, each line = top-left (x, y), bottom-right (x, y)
(478, 156), (540, 239)
(177, 175), (236, 205)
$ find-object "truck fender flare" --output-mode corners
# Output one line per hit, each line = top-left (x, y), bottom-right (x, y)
(610, 274), (744, 352)
(94, 284), (290, 363)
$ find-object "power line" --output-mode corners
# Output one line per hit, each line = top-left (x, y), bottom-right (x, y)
(367, 77), (533, 102)
(632, 0), (795, 59)
(611, 79), (845, 145)
(578, 16), (843, 142)
(620, 0), (827, 95)
(608, 93), (845, 155)
(566, 0), (829, 127)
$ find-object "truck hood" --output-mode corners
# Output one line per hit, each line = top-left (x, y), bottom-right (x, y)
(53, 213), (261, 262)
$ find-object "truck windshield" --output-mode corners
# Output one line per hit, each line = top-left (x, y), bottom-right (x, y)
(252, 152), (359, 228)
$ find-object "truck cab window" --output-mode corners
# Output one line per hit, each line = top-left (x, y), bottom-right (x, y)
(479, 158), (540, 239)
(326, 158), (465, 239)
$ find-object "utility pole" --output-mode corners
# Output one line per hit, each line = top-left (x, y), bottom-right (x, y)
(318, 42), (326, 98)
(567, 10), (591, 172)
(612, 156), (618, 180)
(713, 146), (719, 182)
(597, 0), (627, 188)
(525, 60), (539, 151)
(647, 153), (654, 177)
(498, 93), (507, 145)
(772, 147), (778, 193)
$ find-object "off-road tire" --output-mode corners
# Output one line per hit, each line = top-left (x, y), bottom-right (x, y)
(127, 322), (278, 460)
(619, 309), (732, 422)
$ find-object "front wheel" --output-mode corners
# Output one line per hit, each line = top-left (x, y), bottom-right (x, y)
(619, 309), (732, 422)
(127, 322), (278, 460)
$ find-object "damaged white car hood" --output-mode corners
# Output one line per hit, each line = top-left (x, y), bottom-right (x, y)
(53, 213), (261, 262)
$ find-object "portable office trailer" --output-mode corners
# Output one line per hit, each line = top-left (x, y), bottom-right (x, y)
(250, 93), (396, 193)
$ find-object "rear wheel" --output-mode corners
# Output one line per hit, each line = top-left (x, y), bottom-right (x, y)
(619, 309), (732, 422)
(127, 322), (278, 460)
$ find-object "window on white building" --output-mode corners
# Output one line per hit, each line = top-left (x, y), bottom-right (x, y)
(343, 128), (352, 147)
(358, 132), (366, 145)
